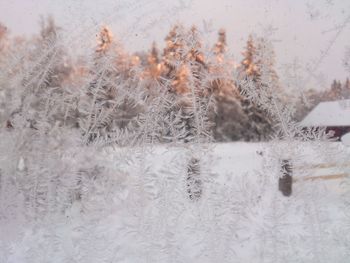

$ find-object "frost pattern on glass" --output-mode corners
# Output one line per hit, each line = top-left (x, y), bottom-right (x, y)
(0, 1), (349, 262)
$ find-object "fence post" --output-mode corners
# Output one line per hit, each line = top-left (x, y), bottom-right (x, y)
(186, 157), (202, 201)
(279, 159), (293, 196)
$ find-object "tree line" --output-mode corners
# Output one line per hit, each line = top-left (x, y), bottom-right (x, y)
(1, 17), (347, 143)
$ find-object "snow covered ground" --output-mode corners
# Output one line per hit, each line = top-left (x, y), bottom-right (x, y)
(1, 142), (349, 262)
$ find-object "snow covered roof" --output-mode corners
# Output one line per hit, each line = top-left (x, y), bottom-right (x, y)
(300, 99), (350, 127)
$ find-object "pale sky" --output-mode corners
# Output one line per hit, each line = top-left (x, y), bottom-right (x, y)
(0, 0), (349, 90)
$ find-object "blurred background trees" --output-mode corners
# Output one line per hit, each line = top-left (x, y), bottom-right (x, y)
(1, 16), (348, 142)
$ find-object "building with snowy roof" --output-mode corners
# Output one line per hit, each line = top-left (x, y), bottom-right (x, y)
(300, 99), (350, 140)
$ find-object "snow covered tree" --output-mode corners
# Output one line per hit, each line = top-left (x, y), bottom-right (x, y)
(240, 34), (281, 96)
(209, 28), (252, 141)
(1, 16), (73, 131)
(210, 28), (237, 96)
(160, 25), (214, 143)
(327, 78), (350, 100)
(148, 42), (160, 71)
(240, 35), (259, 80)
(79, 26), (145, 144)
(330, 79), (342, 99)
(158, 25), (216, 200)
(213, 28), (227, 63)
(237, 35), (278, 141)
(140, 42), (162, 91)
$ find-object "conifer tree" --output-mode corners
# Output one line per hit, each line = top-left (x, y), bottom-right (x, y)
(149, 42), (160, 65)
(36, 16), (75, 127)
(330, 79), (342, 99)
(240, 35), (259, 80)
(160, 25), (216, 200)
(213, 28), (227, 63)
(343, 78), (350, 98)
(160, 25), (213, 142)
(210, 28), (248, 141)
(240, 35), (280, 89)
(80, 26), (144, 143)
(255, 37), (280, 91)
(145, 42), (162, 82)
(238, 35), (276, 141)
(4, 16), (72, 131)
(210, 28), (236, 96)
